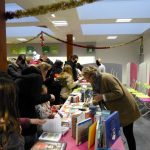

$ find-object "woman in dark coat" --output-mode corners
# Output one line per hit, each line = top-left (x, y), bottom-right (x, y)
(15, 65), (54, 149)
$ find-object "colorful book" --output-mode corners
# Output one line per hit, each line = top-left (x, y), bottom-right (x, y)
(71, 112), (85, 139)
(39, 132), (62, 142)
(94, 120), (104, 150)
(31, 141), (67, 150)
(76, 118), (92, 145)
(88, 122), (97, 150)
(103, 111), (120, 148)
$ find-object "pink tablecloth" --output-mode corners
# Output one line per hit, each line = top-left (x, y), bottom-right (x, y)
(139, 97), (150, 102)
(61, 130), (125, 150)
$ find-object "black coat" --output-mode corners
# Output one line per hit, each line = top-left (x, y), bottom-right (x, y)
(15, 71), (51, 136)
(65, 60), (78, 81)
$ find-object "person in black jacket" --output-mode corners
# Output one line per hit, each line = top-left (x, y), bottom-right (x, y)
(15, 66), (55, 150)
(7, 54), (28, 80)
(65, 55), (78, 81)
(45, 60), (63, 105)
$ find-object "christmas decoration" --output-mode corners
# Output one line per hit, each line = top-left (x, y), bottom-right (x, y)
(5, 0), (96, 20)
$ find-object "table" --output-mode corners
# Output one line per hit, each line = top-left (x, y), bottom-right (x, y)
(61, 130), (125, 150)
(135, 97), (150, 116)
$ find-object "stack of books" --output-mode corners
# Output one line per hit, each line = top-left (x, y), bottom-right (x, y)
(31, 141), (67, 150)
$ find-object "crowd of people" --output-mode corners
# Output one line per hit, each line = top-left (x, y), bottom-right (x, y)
(0, 54), (140, 150)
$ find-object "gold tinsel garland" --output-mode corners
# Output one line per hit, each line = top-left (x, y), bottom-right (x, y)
(5, 0), (96, 19)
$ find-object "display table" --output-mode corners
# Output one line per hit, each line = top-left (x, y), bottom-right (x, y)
(135, 97), (150, 116)
(61, 130), (125, 150)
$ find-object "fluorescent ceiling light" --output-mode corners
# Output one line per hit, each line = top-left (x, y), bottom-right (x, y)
(81, 23), (150, 35)
(17, 38), (27, 41)
(107, 36), (117, 39)
(77, 0), (150, 20)
(116, 19), (132, 22)
(52, 21), (68, 26)
(6, 3), (39, 23)
(51, 14), (56, 18)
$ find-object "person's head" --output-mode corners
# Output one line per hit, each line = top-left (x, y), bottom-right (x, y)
(54, 60), (63, 68)
(0, 77), (21, 146)
(96, 58), (102, 66)
(63, 64), (73, 76)
(37, 62), (52, 80)
(16, 54), (26, 65)
(70, 55), (78, 64)
(82, 65), (98, 82)
(76, 63), (83, 71)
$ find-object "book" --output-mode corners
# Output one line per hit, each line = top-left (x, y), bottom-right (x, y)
(39, 132), (62, 142)
(76, 118), (92, 145)
(31, 141), (67, 150)
(103, 111), (120, 148)
(71, 112), (85, 139)
(88, 122), (97, 150)
(94, 120), (104, 150)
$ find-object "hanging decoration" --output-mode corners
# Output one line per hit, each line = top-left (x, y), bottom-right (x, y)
(40, 32), (45, 47)
(15, 31), (143, 50)
(5, 0), (96, 20)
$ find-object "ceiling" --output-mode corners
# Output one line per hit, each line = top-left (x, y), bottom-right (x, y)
(5, 0), (150, 45)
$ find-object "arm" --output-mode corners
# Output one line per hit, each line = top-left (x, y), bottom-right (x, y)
(94, 75), (124, 102)
(19, 118), (46, 126)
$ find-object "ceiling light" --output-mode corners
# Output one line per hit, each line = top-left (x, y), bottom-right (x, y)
(73, 37), (75, 41)
(51, 14), (55, 18)
(116, 19), (132, 22)
(52, 21), (68, 26)
(17, 38), (27, 41)
(107, 36), (117, 39)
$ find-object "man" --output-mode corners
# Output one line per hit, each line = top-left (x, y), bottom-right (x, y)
(82, 65), (140, 150)
(65, 55), (78, 81)
(96, 58), (106, 73)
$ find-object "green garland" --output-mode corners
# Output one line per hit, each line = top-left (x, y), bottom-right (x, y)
(5, 0), (96, 19)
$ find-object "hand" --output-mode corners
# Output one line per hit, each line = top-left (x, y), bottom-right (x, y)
(30, 118), (46, 125)
(93, 94), (103, 102)
(48, 113), (55, 119)
(50, 94), (55, 101)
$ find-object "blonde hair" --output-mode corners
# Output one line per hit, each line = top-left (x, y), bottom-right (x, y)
(37, 62), (51, 72)
(63, 65), (73, 76)
(82, 65), (97, 77)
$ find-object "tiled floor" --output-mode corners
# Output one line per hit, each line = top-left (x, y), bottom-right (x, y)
(121, 113), (150, 150)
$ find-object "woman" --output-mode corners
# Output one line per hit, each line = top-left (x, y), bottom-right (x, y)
(15, 65), (55, 149)
(82, 65), (140, 150)
(0, 77), (24, 150)
(57, 65), (79, 103)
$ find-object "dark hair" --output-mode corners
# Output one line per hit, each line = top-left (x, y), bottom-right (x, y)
(76, 63), (83, 71)
(70, 55), (78, 61)
(22, 66), (41, 75)
(54, 60), (63, 67)
(16, 54), (26, 64)
(0, 78), (21, 147)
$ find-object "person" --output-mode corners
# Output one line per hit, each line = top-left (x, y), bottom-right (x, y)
(0, 77), (25, 150)
(15, 66), (55, 149)
(96, 58), (106, 73)
(0, 70), (47, 150)
(65, 55), (78, 81)
(7, 54), (28, 80)
(82, 65), (140, 150)
(57, 65), (79, 103)
(45, 59), (63, 105)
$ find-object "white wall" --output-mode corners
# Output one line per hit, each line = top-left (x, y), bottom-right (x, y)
(7, 41), (140, 84)
(143, 32), (150, 63)
(95, 42), (140, 83)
